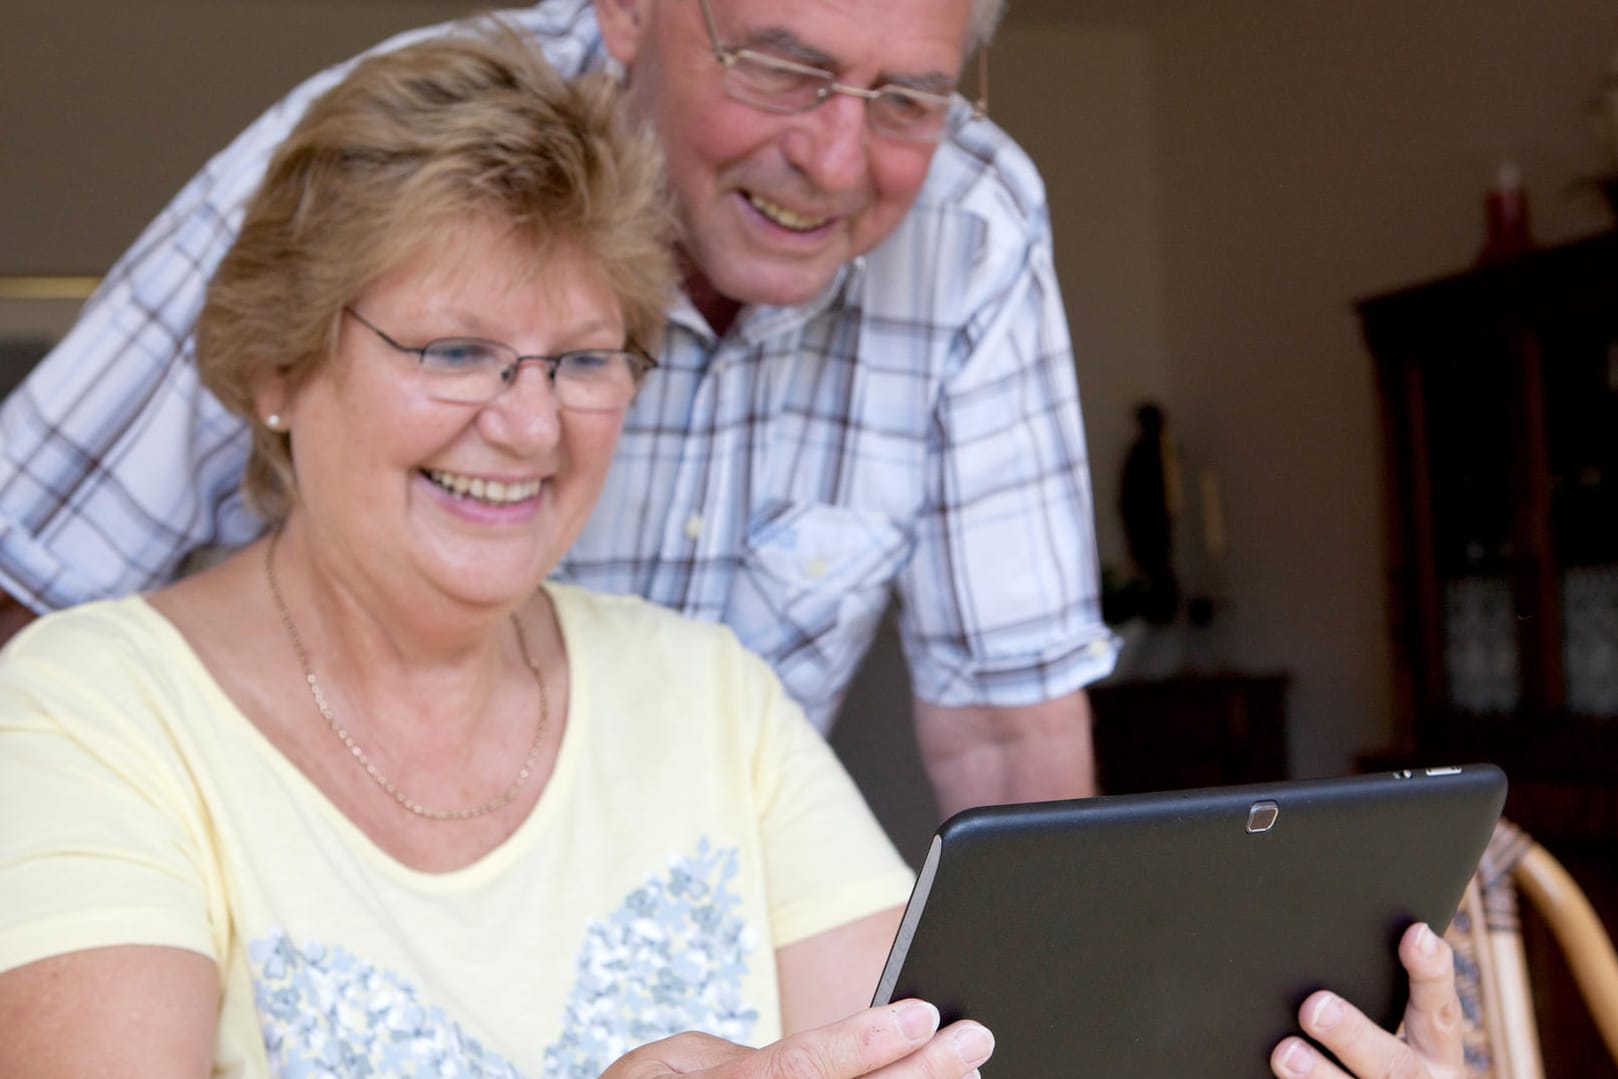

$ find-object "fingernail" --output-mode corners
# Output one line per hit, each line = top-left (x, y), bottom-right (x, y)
(1279, 1038), (1318, 1077)
(1309, 992), (1344, 1031)
(952, 1023), (994, 1067)
(896, 1000), (940, 1041)
(1416, 923), (1438, 955)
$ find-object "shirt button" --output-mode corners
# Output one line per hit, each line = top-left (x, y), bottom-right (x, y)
(805, 557), (830, 580)
(684, 514), (704, 540)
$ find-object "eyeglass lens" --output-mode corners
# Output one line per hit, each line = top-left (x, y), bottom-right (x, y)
(345, 307), (649, 412)
(697, 0), (982, 141)
(418, 341), (643, 411)
(722, 54), (955, 140)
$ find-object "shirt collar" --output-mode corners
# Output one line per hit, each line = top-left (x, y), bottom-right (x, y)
(666, 255), (867, 349)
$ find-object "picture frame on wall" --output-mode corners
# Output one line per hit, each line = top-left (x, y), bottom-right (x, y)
(0, 277), (96, 398)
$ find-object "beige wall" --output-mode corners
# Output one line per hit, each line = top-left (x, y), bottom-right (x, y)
(1146, 0), (1617, 774)
(2, 0), (481, 273)
(992, 21), (1168, 567)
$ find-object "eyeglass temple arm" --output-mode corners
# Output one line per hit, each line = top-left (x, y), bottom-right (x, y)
(970, 47), (988, 119)
(698, 0), (729, 63)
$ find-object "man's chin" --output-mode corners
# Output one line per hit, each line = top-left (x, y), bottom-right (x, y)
(707, 263), (838, 310)
(679, 236), (843, 324)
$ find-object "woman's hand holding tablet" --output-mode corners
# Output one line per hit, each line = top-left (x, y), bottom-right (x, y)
(1273, 922), (1464, 1079)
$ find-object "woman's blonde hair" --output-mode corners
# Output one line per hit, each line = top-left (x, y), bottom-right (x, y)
(197, 21), (675, 521)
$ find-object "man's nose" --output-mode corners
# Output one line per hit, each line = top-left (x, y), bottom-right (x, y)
(788, 93), (869, 193)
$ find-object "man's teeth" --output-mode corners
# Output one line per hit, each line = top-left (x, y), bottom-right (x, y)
(747, 194), (829, 232)
(424, 469), (541, 505)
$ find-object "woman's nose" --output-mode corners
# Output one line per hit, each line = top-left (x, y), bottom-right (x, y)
(478, 363), (562, 450)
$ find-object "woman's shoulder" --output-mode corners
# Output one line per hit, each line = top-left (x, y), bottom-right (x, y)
(540, 582), (747, 660)
(0, 594), (205, 709)
(0, 595), (205, 750)
(543, 583), (780, 695)
(1, 595), (177, 669)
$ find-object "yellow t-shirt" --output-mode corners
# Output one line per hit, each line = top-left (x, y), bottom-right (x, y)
(0, 584), (913, 1077)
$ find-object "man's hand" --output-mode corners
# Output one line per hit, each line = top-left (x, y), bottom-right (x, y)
(603, 1000), (994, 1079)
(1270, 922), (1464, 1079)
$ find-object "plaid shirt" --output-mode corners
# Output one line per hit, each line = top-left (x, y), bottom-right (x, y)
(0, 1), (1115, 732)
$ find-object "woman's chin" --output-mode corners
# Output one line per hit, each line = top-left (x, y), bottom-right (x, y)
(422, 570), (548, 615)
(401, 537), (555, 613)
(415, 483), (559, 581)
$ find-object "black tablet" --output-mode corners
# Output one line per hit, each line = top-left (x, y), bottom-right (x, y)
(872, 764), (1506, 1078)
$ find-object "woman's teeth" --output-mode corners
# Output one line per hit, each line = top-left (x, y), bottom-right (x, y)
(424, 469), (541, 505)
(747, 193), (829, 232)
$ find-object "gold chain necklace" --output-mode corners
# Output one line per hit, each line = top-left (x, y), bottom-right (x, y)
(264, 532), (548, 822)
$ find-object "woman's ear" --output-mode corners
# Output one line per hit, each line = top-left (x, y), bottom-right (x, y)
(249, 366), (292, 433)
(593, 0), (652, 67)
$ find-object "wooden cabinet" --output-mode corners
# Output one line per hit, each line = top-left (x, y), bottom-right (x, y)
(1358, 232), (1618, 1077)
(1356, 231), (1618, 832)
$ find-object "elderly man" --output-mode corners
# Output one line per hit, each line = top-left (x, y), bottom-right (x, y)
(0, 0), (1116, 816)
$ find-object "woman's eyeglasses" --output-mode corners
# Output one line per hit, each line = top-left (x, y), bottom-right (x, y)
(344, 307), (655, 412)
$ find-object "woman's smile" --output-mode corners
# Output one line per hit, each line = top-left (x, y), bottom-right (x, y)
(422, 467), (545, 506)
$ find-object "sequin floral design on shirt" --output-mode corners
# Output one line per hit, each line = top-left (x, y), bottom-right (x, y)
(251, 930), (523, 1078)
(544, 840), (758, 1077)
(248, 841), (756, 1078)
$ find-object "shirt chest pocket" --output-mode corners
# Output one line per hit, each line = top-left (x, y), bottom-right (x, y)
(727, 502), (912, 723)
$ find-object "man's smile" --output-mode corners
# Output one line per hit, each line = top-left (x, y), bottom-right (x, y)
(745, 192), (834, 232)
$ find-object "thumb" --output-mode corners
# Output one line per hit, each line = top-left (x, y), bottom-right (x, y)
(603, 1031), (753, 1078)
(729, 1001), (947, 1079)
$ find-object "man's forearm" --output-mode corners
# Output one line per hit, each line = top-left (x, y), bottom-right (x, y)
(913, 689), (1097, 819)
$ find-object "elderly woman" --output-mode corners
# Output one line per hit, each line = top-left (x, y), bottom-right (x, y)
(0, 21), (1458, 1079)
(0, 27), (953, 1078)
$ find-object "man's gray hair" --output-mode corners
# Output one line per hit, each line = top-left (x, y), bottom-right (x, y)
(969, 0), (1007, 52)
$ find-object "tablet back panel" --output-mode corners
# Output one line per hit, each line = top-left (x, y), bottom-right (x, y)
(872, 765), (1505, 1079)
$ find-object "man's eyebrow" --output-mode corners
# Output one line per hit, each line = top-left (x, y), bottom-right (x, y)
(743, 25), (839, 68)
(744, 25), (958, 93)
(883, 70), (958, 95)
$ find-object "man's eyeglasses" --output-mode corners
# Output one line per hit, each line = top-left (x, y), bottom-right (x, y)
(695, 0), (988, 143)
(343, 307), (655, 412)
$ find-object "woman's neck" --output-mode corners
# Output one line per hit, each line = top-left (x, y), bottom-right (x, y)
(150, 530), (568, 872)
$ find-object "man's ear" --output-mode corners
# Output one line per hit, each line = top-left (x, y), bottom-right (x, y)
(593, 0), (652, 67)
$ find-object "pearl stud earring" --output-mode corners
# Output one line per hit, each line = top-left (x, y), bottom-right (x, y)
(266, 414), (284, 431)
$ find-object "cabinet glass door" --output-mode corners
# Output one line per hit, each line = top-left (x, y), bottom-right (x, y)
(1423, 339), (1520, 714)
(1545, 327), (1618, 716)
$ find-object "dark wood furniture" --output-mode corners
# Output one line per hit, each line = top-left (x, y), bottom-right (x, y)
(1088, 671), (1289, 795)
(1356, 231), (1618, 822)
(1357, 231), (1618, 1076)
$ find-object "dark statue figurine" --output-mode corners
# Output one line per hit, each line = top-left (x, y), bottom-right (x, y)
(1116, 401), (1180, 624)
